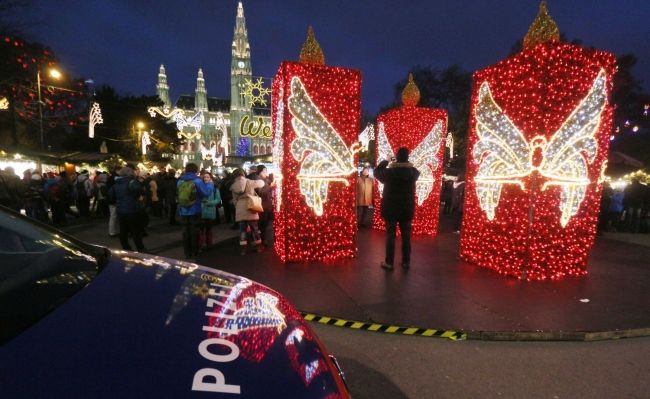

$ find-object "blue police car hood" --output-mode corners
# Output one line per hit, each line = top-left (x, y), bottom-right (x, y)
(1, 251), (347, 398)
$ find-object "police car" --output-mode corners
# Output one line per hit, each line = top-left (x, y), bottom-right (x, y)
(0, 207), (349, 398)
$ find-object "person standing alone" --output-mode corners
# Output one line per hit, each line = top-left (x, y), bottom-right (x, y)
(109, 166), (146, 252)
(374, 147), (420, 270)
(356, 166), (374, 228)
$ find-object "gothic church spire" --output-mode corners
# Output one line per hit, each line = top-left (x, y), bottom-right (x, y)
(195, 68), (208, 111)
(156, 64), (171, 107)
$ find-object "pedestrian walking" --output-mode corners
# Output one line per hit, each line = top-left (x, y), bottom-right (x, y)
(356, 166), (373, 228)
(252, 165), (275, 246)
(441, 179), (453, 215)
(451, 174), (465, 234)
(163, 169), (178, 225)
(608, 188), (624, 232)
(107, 167), (120, 236)
(230, 168), (265, 254)
(75, 170), (92, 218)
(44, 173), (65, 225)
(374, 147), (420, 270)
(109, 166), (147, 252)
(623, 179), (645, 233)
(199, 172), (222, 250)
(177, 163), (213, 259)
(220, 171), (237, 229)
(0, 167), (23, 212)
(24, 172), (48, 222)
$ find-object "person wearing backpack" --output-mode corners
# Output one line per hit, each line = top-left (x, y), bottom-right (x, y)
(177, 163), (213, 259)
(199, 172), (222, 250)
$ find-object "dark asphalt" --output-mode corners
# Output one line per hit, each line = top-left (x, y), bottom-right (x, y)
(197, 221), (650, 338)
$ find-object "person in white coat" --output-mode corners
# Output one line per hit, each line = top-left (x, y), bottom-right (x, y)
(230, 168), (265, 254)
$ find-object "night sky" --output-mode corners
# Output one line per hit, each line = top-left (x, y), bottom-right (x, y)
(22, 0), (650, 114)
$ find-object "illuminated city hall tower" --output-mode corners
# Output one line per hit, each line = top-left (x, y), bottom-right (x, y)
(230, 1), (252, 152)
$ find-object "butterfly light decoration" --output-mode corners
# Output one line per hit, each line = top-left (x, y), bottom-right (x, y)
(174, 110), (204, 140)
(288, 76), (361, 216)
(272, 85), (285, 211)
(200, 141), (218, 161)
(472, 69), (608, 227)
(376, 120), (444, 206)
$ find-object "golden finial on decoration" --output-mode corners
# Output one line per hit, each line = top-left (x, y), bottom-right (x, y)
(299, 26), (325, 65)
(401, 73), (420, 107)
(523, 1), (560, 49)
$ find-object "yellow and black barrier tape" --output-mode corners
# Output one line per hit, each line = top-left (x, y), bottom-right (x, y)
(301, 312), (466, 341)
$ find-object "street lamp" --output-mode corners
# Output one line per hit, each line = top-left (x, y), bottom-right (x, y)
(134, 121), (145, 160)
(37, 68), (62, 150)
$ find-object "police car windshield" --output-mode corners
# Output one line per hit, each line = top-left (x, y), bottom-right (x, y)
(0, 208), (103, 344)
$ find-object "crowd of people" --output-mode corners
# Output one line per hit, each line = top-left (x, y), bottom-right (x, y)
(0, 162), (277, 260)
(599, 179), (650, 234)
(2, 160), (649, 265)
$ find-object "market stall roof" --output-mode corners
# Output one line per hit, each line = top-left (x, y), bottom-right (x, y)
(26, 150), (113, 165)
(606, 151), (645, 177)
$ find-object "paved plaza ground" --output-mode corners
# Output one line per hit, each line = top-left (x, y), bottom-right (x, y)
(62, 213), (650, 340)
(196, 224), (650, 340)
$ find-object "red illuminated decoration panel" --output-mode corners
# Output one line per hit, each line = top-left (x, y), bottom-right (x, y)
(272, 27), (362, 262)
(459, 2), (617, 280)
(372, 74), (448, 236)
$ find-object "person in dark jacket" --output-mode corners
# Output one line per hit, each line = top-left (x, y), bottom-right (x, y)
(106, 167), (120, 236)
(0, 167), (24, 212)
(253, 165), (275, 246)
(451, 174), (465, 233)
(374, 147), (420, 270)
(24, 172), (48, 222)
(220, 171), (237, 229)
(109, 166), (146, 252)
(161, 169), (178, 225)
(608, 188), (624, 232)
(623, 179), (645, 233)
(177, 163), (213, 259)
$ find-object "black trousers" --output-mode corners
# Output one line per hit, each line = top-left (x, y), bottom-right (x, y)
(182, 214), (201, 258)
(357, 206), (370, 227)
(168, 202), (177, 224)
(118, 213), (145, 252)
(385, 219), (412, 265)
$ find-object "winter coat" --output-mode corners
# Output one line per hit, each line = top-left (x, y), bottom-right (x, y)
(231, 176), (265, 222)
(162, 175), (178, 203)
(374, 160), (420, 221)
(177, 172), (213, 217)
(75, 174), (93, 198)
(251, 174), (274, 212)
(24, 179), (45, 208)
(356, 175), (373, 206)
(451, 181), (465, 212)
(201, 187), (222, 220)
(149, 179), (159, 202)
(0, 172), (24, 210)
(609, 192), (624, 213)
(624, 181), (645, 208)
(110, 176), (145, 215)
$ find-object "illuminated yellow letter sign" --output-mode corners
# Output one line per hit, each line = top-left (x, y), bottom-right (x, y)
(239, 115), (272, 138)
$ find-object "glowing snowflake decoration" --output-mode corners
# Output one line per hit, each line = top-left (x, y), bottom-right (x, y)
(242, 77), (271, 107)
(191, 283), (211, 300)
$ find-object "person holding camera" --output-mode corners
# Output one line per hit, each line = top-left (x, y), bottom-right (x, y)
(374, 147), (420, 270)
